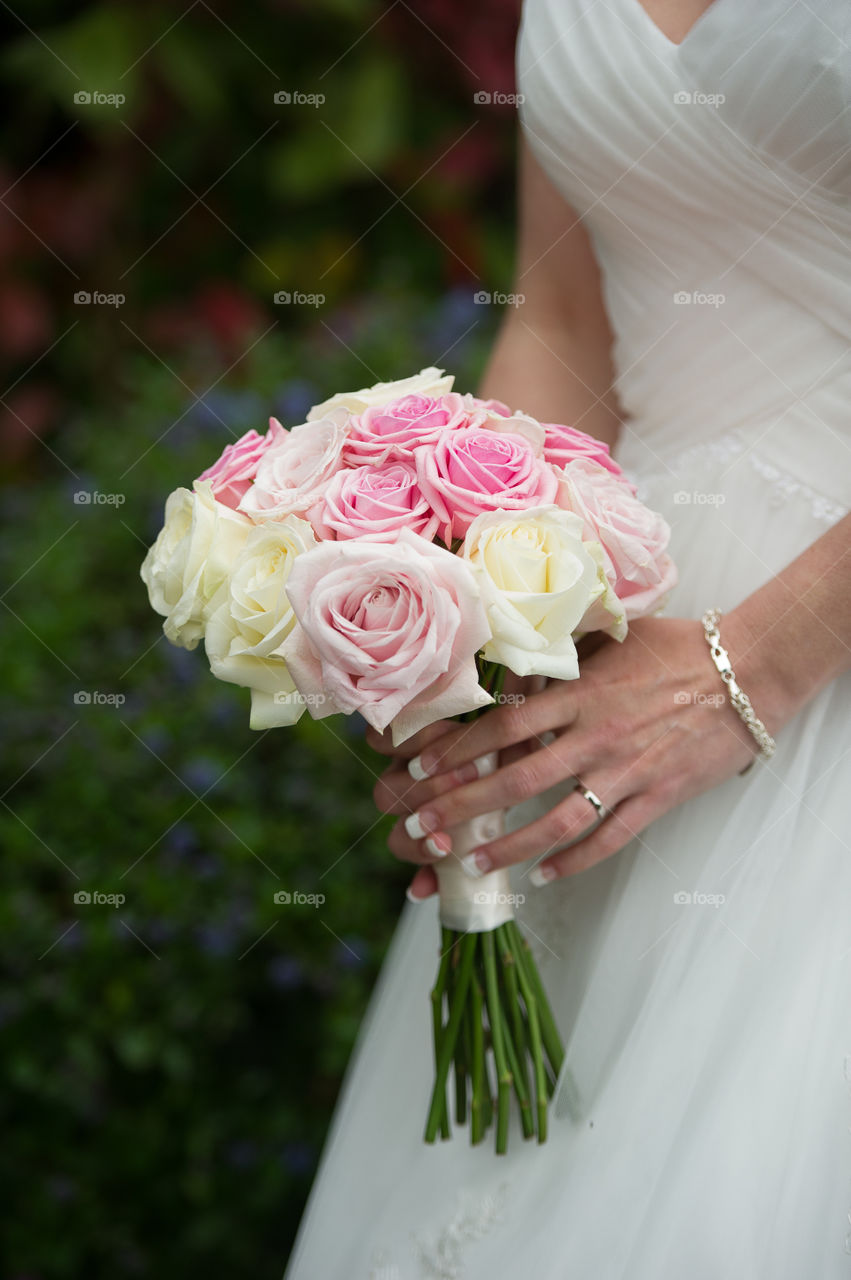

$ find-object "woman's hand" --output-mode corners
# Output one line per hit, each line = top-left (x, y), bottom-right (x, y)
(368, 613), (776, 900)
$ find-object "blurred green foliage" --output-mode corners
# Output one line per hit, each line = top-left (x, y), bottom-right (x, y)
(0, 0), (519, 461)
(1, 292), (501, 1277)
(1, 0), (518, 1272)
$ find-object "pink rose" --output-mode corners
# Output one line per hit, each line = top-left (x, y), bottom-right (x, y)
(342, 392), (478, 466)
(195, 419), (287, 510)
(283, 529), (493, 744)
(238, 407), (349, 520)
(542, 422), (628, 480)
(309, 460), (439, 542)
(416, 428), (559, 544)
(557, 457), (677, 618)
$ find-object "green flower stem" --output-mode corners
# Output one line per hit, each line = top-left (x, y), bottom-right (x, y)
(496, 924), (534, 1140)
(424, 933), (476, 1143)
(429, 931), (454, 1139)
(482, 931), (512, 1155)
(453, 1014), (468, 1127)
(513, 927), (565, 1078)
(470, 972), (486, 1144)
(505, 926), (548, 1142)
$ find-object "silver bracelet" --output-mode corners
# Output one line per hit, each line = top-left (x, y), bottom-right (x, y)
(701, 608), (776, 767)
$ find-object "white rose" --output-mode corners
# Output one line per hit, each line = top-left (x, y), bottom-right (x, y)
(306, 367), (454, 419)
(482, 409), (546, 455)
(238, 408), (349, 521)
(204, 516), (317, 729)
(462, 506), (607, 680)
(140, 480), (251, 650)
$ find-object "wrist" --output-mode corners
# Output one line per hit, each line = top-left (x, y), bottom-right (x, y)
(719, 603), (804, 737)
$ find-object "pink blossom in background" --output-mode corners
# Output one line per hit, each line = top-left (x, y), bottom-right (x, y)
(309, 460), (439, 542)
(557, 456), (677, 618)
(283, 529), (492, 743)
(416, 428), (559, 544)
(342, 392), (480, 466)
(195, 419), (287, 510)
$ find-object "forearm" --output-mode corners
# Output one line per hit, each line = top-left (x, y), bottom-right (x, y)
(477, 312), (624, 451)
(726, 512), (851, 732)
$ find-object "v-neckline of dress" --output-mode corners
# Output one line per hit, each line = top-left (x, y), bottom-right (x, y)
(624, 0), (722, 50)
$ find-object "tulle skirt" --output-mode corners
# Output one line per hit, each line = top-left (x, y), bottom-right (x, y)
(285, 420), (851, 1279)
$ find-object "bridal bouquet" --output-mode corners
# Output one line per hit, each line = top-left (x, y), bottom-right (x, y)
(141, 367), (675, 1153)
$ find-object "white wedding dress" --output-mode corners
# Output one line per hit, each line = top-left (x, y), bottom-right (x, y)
(285, 1), (851, 1275)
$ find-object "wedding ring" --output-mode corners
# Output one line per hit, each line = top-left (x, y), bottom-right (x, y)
(574, 780), (610, 822)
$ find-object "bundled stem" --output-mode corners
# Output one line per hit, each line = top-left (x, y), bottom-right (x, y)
(424, 919), (564, 1153)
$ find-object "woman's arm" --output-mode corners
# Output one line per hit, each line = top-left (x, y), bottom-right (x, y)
(478, 136), (624, 450)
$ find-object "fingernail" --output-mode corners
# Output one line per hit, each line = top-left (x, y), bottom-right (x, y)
(408, 754), (432, 781)
(425, 835), (450, 859)
(454, 761), (480, 785)
(405, 809), (437, 840)
(474, 753), (497, 778)
(406, 885), (426, 904)
(529, 863), (556, 887)
(460, 851), (491, 878)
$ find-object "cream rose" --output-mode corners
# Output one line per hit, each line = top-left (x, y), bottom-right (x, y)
(140, 480), (251, 650)
(203, 516), (317, 729)
(306, 367), (454, 419)
(462, 506), (607, 680)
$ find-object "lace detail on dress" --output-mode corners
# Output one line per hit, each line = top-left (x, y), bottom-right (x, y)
(413, 1181), (510, 1280)
(368, 1182), (511, 1280)
(628, 428), (847, 524)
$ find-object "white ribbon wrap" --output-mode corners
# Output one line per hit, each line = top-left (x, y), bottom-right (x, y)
(434, 752), (515, 932)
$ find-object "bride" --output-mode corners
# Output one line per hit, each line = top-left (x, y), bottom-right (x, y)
(285, 0), (851, 1275)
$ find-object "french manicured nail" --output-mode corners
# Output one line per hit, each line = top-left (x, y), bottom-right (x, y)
(460, 851), (491, 878)
(408, 754), (432, 781)
(406, 884), (426, 904)
(405, 809), (437, 840)
(454, 761), (481, 785)
(529, 863), (557, 887)
(425, 835), (450, 859)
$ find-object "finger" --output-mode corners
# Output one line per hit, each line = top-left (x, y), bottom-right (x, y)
(402, 733), (587, 840)
(406, 684), (577, 780)
(445, 771), (630, 875)
(405, 864), (438, 902)
(387, 817), (453, 866)
(373, 758), (485, 816)
(365, 719), (455, 760)
(526, 793), (660, 882)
